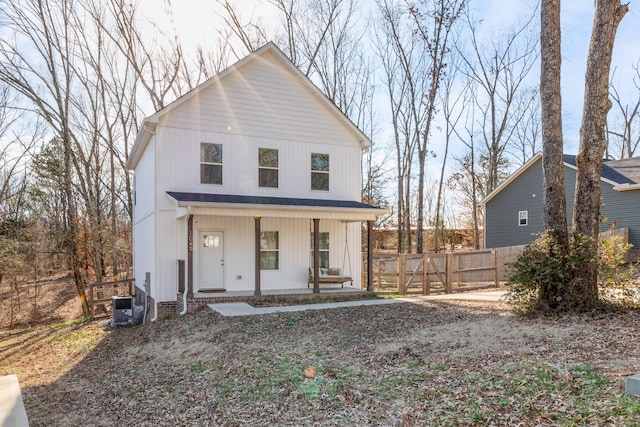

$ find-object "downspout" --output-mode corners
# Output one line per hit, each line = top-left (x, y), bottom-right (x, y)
(179, 206), (192, 315)
(150, 297), (158, 322)
(144, 271), (158, 323)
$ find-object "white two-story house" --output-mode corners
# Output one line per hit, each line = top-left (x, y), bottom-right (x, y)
(126, 42), (385, 318)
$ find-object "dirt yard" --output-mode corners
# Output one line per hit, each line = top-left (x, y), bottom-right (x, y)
(2, 283), (640, 426)
(0, 277), (82, 329)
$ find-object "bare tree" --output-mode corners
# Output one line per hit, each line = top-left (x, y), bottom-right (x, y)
(217, 0), (269, 56)
(434, 60), (466, 252)
(536, 0), (569, 308)
(374, 0), (426, 253)
(511, 87), (541, 165)
(0, 0), (90, 316)
(106, 0), (184, 111)
(572, 0), (628, 304)
(269, 0), (347, 76)
(457, 7), (539, 193)
(449, 85), (485, 250)
(409, 0), (465, 254)
(607, 64), (640, 159)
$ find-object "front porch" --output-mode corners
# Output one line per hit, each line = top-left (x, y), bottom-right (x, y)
(177, 284), (368, 314)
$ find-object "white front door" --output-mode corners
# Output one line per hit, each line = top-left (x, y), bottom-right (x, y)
(198, 231), (224, 290)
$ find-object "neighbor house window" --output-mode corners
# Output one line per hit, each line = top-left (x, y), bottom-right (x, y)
(260, 231), (279, 270)
(201, 143), (223, 184)
(519, 210), (528, 226)
(311, 153), (329, 191)
(310, 232), (329, 269)
(259, 148), (278, 188)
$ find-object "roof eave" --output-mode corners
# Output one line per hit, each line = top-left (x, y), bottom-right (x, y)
(176, 201), (385, 221)
(126, 120), (157, 171)
(614, 183), (640, 191)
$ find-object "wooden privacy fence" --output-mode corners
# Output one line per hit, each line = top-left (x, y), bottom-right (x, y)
(87, 278), (135, 319)
(363, 227), (631, 295)
(363, 250), (499, 295)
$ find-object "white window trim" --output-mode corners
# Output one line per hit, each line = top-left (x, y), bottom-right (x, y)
(258, 148), (279, 189)
(518, 210), (528, 226)
(311, 153), (330, 192)
(260, 231), (279, 270)
(200, 142), (223, 185)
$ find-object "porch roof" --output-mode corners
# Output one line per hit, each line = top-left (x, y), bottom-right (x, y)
(167, 191), (385, 221)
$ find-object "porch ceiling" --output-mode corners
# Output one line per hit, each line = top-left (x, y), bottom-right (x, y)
(168, 191), (385, 221)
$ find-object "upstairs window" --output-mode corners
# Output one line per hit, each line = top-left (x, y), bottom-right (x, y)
(311, 153), (329, 191)
(201, 143), (223, 185)
(310, 232), (329, 269)
(259, 148), (278, 188)
(519, 210), (528, 226)
(260, 231), (279, 270)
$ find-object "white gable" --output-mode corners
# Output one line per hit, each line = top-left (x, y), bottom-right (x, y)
(162, 49), (360, 144)
(127, 43), (370, 170)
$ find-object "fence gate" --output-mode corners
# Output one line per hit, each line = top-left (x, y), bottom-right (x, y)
(364, 250), (498, 295)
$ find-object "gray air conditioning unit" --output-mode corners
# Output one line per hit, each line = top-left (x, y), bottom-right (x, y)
(111, 295), (134, 326)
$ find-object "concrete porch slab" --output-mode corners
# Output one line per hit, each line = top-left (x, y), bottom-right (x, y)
(0, 375), (29, 427)
(208, 290), (506, 317)
(209, 298), (405, 317)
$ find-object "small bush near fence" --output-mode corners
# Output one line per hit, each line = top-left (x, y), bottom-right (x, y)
(505, 228), (637, 314)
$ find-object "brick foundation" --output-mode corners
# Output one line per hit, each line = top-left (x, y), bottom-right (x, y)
(146, 295), (178, 319)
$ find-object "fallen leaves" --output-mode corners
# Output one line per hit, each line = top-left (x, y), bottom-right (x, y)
(304, 367), (317, 379)
(2, 297), (640, 426)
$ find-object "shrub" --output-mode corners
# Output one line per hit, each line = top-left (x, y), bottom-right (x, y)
(598, 230), (637, 303)
(505, 229), (636, 314)
(505, 230), (591, 313)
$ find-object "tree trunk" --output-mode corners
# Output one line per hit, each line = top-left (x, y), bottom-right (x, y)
(539, 0), (570, 307)
(572, 0), (627, 305)
(470, 147), (480, 250)
(540, 0), (568, 239)
(416, 148), (425, 253)
(63, 132), (90, 318)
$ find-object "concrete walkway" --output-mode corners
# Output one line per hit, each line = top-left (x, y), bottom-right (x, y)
(0, 375), (29, 427)
(209, 290), (506, 317)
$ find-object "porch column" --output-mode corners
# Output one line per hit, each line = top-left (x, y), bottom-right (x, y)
(254, 216), (262, 296)
(367, 220), (373, 292)
(187, 215), (194, 298)
(313, 218), (320, 294)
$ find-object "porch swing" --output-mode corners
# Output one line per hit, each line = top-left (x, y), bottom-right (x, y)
(307, 220), (353, 288)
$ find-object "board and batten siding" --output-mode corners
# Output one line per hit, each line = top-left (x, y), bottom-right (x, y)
(154, 126), (362, 211)
(132, 137), (157, 296)
(155, 210), (185, 302)
(132, 45), (373, 304)
(179, 216), (361, 292)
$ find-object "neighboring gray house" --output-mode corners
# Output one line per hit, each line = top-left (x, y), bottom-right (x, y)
(482, 153), (640, 249)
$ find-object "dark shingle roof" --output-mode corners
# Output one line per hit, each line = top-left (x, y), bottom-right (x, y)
(166, 192), (381, 210)
(563, 154), (637, 185)
(603, 157), (640, 184)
